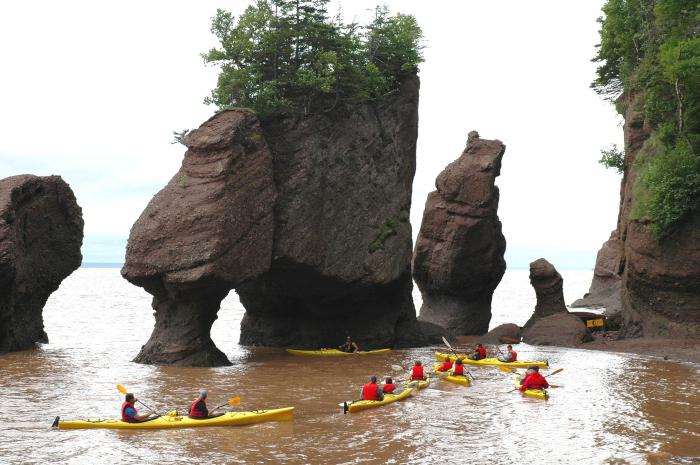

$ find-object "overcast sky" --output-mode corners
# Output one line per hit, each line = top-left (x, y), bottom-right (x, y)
(0, 0), (622, 269)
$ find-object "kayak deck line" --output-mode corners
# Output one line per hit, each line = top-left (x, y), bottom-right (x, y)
(435, 352), (549, 369)
(54, 407), (295, 430)
(286, 348), (391, 356)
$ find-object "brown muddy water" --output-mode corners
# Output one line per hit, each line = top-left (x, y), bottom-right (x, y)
(0, 269), (698, 465)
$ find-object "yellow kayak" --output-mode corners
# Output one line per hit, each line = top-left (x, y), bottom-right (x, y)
(54, 407), (294, 430)
(435, 352), (548, 369)
(406, 375), (430, 390)
(286, 348), (391, 357)
(514, 374), (549, 400)
(433, 364), (471, 387)
(343, 387), (413, 413)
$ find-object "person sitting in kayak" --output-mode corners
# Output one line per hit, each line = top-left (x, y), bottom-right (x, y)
(518, 366), (549, 391)
(361, 376), (384, 401)
(339, 336), (360, 353)
(469, 343), (487, 360)
(410, 360), (426, 380)
(452, 358), (465, 376)
(436, 358), (453, 372)
(121, 393), (157, 423)
(497, 345), (517, 363)
(383, 377), (397, 394)
(189, 389), (224, 419)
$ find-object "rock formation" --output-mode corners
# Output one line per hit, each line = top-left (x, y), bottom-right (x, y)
(122, 110), (276, 366)
(480, 323), (521, 345)
(579, 92), (700, 338)
(124, 76), (434, 365)
(238, 76), (427, 349)
(412, 131), (506, 335)
(571, 231), (622, 313)
(522, 258), (589, 346)
(523, 258), (567, 329)
(0, 175), (83, 352)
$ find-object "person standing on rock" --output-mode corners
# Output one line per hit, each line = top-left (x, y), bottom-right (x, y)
(361, 376), (384, 401)
(498, 345), (517, 363)
(121, 393), (157, 423)
(338, 336), (359, 353)
(469, 343), (487, 360)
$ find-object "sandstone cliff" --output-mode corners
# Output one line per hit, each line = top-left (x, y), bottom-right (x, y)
(123, 76), (432, 366)
(412, 131), (506, 335)
(579, 93), (700, 338)
(0, 175), (83, 352)
(122, 110), (276, 366)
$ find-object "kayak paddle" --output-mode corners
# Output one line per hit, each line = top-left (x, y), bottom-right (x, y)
(212, 396), (241, 411)
(117, 384), (160, 415)
(442, 336), (476, 381)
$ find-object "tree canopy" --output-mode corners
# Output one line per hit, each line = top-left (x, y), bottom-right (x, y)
(202, 1), (423, 116)
(592, 0), (700, 238)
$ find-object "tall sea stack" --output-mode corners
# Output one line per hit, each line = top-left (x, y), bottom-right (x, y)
(0, 175), (83, 352)
(412, 131), (506, 335)
(123, 76), (432, 366)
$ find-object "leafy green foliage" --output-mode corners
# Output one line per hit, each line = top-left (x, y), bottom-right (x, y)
(599, 144), (625, 174)
(592, 0), (700, 237)
(202, 1), (424, 116)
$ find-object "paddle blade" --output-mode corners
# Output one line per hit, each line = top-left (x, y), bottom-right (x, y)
(498, 365), (517, 373)
(547, 368), (564, 377)
(228, 396), (241, 406)
(441, 336), (453, 350)
(117, 384), (127, 395)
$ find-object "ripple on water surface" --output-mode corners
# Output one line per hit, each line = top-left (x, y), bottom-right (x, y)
(0, 269), (698, 464)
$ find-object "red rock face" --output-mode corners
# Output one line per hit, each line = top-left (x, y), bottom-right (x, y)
(582, 92), (700, 337)
(412, 132), (506, 335)
(123, 77), (435, 365)
(122, 110), (276, 366)
(524, 258), (567, 329)
(0, 175), (83, 352)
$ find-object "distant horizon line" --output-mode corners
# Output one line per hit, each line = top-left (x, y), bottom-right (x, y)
(80, 262), (594, 271)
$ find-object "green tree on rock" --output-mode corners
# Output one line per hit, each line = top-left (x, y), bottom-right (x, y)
(202, 0), (423, 116)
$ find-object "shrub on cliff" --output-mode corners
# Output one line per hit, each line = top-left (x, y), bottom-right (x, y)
(202, 0), (423, 116)
(592, 0), (700, 238)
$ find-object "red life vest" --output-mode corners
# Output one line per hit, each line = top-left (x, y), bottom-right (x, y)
(521, 372), (549, 390)
(121, 401), (137, 422)
(411, 365), (424, 380)
(383, 383), (397, 394)
(453, 364), (464, 376)
(362, 383), (380, 400)
(510, 350), (518, 362)
(189, 400), (207, 418)
(477, 347), (487, 359)
(438, 360), (453, 372)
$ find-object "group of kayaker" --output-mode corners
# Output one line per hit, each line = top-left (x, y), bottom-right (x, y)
(360, 375), (400, 400)
(435, 357), (465, 376)
(120, 389), (223, 423)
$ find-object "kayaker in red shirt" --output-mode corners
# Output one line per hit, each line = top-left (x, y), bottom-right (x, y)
(469, 343), (487, 360)
(121, 393), (157, 423)
(437, 358), (453, 372)
(189, 389), (224, 419)
(411, 360), (426, 380)
(452, 358), (465, 376)
(383, 377), (397, 394)
(361, 376), (384, 401)
(498, 345), (518, 362)
(339, 336), (360, 353)
(519, 366), (549, 391)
